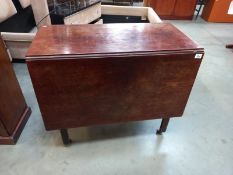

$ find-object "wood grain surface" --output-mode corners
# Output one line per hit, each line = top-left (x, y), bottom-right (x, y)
(27, 54), (202, 130)
(27, 23), (201, 59)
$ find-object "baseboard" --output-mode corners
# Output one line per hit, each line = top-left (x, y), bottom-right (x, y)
(0, 107), (31, 145)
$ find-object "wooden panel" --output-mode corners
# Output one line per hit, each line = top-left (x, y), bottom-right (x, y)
(0, 107), (31, 145)
(201, 0), (233, 22)
(0, 38), (27, 134)
(149, 0), (176, 16)
(27, 23), (200, 58)
(0, 121), (8, 136)
(174, 0), (197, 18)
(27, 53), (203, 130)
(145, 0), (197, 20)
(201, 0), (215, 21)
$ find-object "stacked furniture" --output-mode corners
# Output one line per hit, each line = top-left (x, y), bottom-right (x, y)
(144, 0), (198, 20)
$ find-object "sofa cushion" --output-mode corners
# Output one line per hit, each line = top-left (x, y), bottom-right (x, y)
(0, 0), (17, 22)
(19, 0), (31, 8)
(0, 6), (35, 33)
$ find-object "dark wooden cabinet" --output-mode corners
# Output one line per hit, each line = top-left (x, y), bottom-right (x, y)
(0, 37), (31, 145)
(149, 0), (176, 16)
(146, 0), (197, 20)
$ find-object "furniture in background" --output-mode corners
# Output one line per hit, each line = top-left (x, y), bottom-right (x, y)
(0, 0), (37, 60)
(202, 0), (233, 22)
(1, 3), (161, 61)
(101, 5), (162, 23)
(31, 0), (51, 28)
(144, 0), (197, 20)
(0, 37), (31, 145)
(46, 3), (162, 24)
(195, 0), (207, 19)
(0, 0), (35, 33)
(47, 0), (102, 24)
(1, 32), (35, 61)
(26, 23), (204, 145)
(45, 0), (161, 25)
(113, 0), (134, 6)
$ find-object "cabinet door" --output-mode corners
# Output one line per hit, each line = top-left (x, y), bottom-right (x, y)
(174, 0), (197, 18)
(149, 0), (176, 16)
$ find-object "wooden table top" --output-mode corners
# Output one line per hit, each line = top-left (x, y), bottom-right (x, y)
(27, 23), (203, 59)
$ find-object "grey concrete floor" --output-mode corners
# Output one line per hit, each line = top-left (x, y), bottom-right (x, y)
(1, 19), (233, 175)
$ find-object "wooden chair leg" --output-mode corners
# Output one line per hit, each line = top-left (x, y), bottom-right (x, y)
(156, 118), (170, 135)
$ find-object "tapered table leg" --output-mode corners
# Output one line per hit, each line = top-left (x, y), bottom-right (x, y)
(60, 129), (72, 145)
(156, 118), (170, 135)
(226, 44), (233, 49)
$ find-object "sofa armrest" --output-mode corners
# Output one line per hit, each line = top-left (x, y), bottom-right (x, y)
(101, 5), (162, 23)
(101, 5), (148, 17)
(1, 32), (35, 59)
(1, 32), (35, 42)
(147, 7), (162, 23)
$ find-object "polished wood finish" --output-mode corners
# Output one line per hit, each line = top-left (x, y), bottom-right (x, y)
(27, 53), (202, 130)
(0, 37), (31, 145)
(145, 0), (197, 20)
(27, 24), (202, 58)
(26, 24), (204, 142)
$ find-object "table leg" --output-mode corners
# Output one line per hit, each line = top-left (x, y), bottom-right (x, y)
(60, 129), (72, 145)
(226, 44), (233, 49)
(156, 118), (170, 135)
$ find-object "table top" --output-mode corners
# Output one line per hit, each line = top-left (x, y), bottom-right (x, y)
(27, 23), (203, 59)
